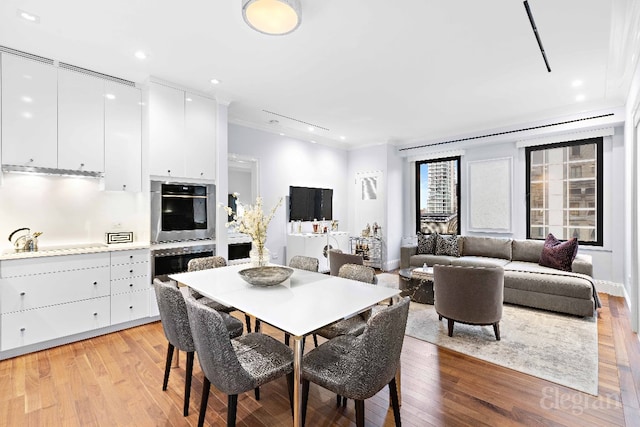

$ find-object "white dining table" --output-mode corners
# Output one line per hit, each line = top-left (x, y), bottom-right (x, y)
(169, 263), (399, 427)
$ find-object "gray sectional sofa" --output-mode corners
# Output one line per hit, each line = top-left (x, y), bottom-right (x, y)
(400, 236), (600, 317)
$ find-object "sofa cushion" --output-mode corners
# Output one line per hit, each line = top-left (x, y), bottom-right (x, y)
(462, 236), (512, 260)
(451, 256), (510, 268)
(511, 239), (544, 263)
(435, 234), (460, 256)
(417, 232), (437, 254)
(503, 270), (593, 300)
(409, 254), (456, 267)
(539, 234), (578, 272)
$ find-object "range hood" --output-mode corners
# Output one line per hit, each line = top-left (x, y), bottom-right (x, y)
(2, 164), (103, 178)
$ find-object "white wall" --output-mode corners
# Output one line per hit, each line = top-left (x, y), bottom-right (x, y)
(0, 173), (148, 251)
(228, 124), (349, 264)
(400, 125), (626, 284)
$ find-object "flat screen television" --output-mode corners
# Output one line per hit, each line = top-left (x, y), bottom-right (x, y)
(289, 186), (333, 221)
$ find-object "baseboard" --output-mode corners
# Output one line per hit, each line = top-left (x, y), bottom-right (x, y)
(594, 280), (626, 297)
(385, 258), (400, 272)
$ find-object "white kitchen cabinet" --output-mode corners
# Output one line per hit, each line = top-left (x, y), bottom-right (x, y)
(58, 68), (105, 172)
(110, 249), (150, 324)
(1, 54), (58, 168)
(286, 232), (350, 273)
(185, 92), (216, 180)
(104, 83), (142, 192)
(149, 82), (185, 177)
(149, 82), (217, 180)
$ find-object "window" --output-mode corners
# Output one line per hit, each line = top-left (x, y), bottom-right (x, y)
(525, 137), (603, 245)
(415, 157), (460, 234)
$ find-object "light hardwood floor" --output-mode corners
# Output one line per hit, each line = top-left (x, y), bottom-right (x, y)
(0, 292), (638, 426)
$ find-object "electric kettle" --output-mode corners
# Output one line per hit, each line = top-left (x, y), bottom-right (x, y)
(8, 228), (42, 252)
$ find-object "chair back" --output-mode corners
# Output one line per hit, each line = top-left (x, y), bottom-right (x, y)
(289, 255), (319, 272)
(183, 294), (255, 395)
(342, 297), (410, 400)
(338, 263), (376, 284)
(188, 256), (227, 271)
(153, 278), (195, 352)
(329, 250), (363, 276)
(433, 265), (504, 324)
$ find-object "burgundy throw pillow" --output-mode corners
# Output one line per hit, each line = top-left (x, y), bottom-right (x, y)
(538, 233), (578, 271)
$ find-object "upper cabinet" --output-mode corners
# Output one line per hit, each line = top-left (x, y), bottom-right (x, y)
(1, 55), (58, 168)
(149, 81), (217, 181)
(104, 83), (142, 192)
(58, 68), (105, 173)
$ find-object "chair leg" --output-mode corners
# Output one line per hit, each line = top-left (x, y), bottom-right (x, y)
(493, 322), (501, 341)
(198, 378), (211, 427)
(355, 400), (365, 427)
(302, 379), (310, 426)
(285, 333), (290, 346)
(447, 319), (455, 337)
(438, 314), (443, 321)
(254, 387), (260, 401)
(163, 343), (174, 391)
(336, 394), (342, 407)
(227, 394), (238, 427)
(184, 351), (194, 416)
(389, 378), (402, 426)
(313, 333), (318, 348)
(244, 314), (252, 333)
(342, 396), (347, 407)
(254, 319), (261, 333)
(286, 372), (294, 415)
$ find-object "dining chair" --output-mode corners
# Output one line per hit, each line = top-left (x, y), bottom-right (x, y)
(152, 278), (244, 416)
(187, 256), (253, 333)
(284, 255), (320, 346)
(301, 296), (410, 427)
(313, 263), (378, 344)
(328, 249), (364, 276)
(184, 293), (294, 427)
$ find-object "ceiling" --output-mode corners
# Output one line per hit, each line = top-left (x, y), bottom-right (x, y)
(1, 0), (639, 149)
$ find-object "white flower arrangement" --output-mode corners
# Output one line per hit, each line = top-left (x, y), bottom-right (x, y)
(220, 194), (283, 253)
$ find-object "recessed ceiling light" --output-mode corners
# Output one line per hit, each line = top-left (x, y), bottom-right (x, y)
(339, 136), (346, 140)
(576, 94), (586, 102)
(571, 80), (583, 87)
(210, 78), (220, 85)
(21, 96), (33, 103)
(310, 140), (317, 144)
(308, 126), (314, 132)
(105, 94), (116, 100)
(186, 97), (192, 102)
(279, 133), (285, 136)
(134, 50), (147, 60)
(18, 9), (40, 23)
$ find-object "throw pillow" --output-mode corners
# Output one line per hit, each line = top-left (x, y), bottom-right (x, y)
(435, 234), (460, 257)
(538, 233), (578, 271)
(417, 233), (438, 254)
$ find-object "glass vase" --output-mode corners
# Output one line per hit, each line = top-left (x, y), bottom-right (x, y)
(249, 244), (270, 267)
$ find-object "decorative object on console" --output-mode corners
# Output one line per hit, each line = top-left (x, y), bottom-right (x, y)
(106, 231), (134, 244)
(221, 194), (282, 267)
(539, 233), (578, 272)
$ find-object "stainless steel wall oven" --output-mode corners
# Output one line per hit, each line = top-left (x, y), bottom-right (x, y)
(151, 244), (215, 281)
(151, 181), (215, 243)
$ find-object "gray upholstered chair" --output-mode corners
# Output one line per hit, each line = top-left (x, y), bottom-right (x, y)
(289, 255), (320, 272)
(301, 297), (410, 427)
(328, 249), (363, 276)
(152, 279), (243, 416)
(313, 264), (378, 345)
(187, 256), (253, 333)
(433, 265), (505, 340)
(184, 294), (294, 427)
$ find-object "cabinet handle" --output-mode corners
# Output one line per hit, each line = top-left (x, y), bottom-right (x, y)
(130, 269), (134, 273)
(167, 169), (171, 174)
(29, 158), (34, 163)
(129, 283), (134, 287)
(20, 292), (25, 296)
(200, 172), (204, 176)
(129, 306), (133, 309)
(93, 281), (98, 285)
(20, 327), (26, 332)
(129, 255), (133, 259)
(80, 163), (85, 168)
(93, 312), (98, 316)
(123, 184), (127, 190)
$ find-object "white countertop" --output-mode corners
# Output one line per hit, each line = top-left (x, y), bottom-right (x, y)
(0, 242), (151, 260)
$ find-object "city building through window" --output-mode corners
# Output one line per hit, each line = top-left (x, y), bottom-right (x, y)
(415, 157), (460, 234)
(525, 137), (603, 246)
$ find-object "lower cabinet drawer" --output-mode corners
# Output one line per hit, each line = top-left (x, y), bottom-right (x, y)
(1, 297), (111, 351)
(111, 290), (149, 324)
(111, 275), (150, 295)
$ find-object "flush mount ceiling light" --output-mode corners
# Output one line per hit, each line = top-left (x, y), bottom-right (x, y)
(242, 0), (301, 35)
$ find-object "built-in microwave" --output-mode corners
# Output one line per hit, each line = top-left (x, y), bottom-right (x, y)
(151, 181), (216, 243)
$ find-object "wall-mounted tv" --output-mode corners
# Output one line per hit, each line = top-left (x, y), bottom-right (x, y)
(289, 186), (333, 221)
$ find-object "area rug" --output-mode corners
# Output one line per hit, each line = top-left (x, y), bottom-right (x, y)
(376, 273), (598, 395)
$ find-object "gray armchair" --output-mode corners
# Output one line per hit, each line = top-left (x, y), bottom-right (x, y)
(184, 294), (294, 427)
(152, 278), (243, 416)
(433, 265), (504, 340)
(301, 297), (410, 427)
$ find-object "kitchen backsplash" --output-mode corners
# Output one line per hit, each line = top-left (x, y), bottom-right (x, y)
(0, 173), (149, 250)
